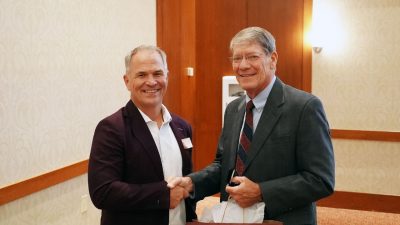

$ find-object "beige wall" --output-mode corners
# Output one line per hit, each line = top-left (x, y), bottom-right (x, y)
(312, 0), (400, 195)
(1, 1), (399, 224)
(0, 175), (100, 225)
(0, 0), (155, 224)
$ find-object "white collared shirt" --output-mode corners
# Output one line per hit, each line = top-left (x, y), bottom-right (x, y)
(244, 75), (276, 132)
(138, 105), (185, 225)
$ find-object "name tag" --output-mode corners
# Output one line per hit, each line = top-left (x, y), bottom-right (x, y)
(181, 138), (193, 149)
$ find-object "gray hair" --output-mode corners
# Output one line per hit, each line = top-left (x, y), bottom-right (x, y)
(230, 27), (276, 55)
(124, 45), (168, 73)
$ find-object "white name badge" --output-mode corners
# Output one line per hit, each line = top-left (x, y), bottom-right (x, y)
(181, 138), (193, 149)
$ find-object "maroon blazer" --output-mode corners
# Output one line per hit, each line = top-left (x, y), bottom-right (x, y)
(88, 101), (196, 225)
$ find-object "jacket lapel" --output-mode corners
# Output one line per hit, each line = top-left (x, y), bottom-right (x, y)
(169, 119), (192, 175)
(124, 101), (164, 180)
(227, 98), (246, 170)
(244, 78), (285, 172)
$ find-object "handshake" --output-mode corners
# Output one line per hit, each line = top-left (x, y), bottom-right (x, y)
(167, 176), (193, 209)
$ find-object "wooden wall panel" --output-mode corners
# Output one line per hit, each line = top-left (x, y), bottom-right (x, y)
(193, 0), (309, 170)
(157, 0), (182, 114)
(302, 0), (313, 93)
(194, 0), (247, 170)
(248, 0), (306, 90)
(158, 0), (311, 171)
(179, 0), (196, 125)
(157, 0), (196, 125)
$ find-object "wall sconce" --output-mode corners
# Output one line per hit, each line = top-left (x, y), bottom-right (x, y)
(313, 46), (323, 53)
(309, 0), (346, 55)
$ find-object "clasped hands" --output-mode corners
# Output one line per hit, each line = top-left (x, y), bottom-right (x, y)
(167, 176), (262, 209)
(167, 176), (193, 209)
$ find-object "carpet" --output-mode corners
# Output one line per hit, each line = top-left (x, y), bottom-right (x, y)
(196, 196), (400, 224)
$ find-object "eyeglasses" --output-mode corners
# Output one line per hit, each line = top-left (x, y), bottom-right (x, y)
(229, 53), (264, 64)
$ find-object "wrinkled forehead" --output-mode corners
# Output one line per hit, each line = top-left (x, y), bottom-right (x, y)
(231, 41), (264, 55)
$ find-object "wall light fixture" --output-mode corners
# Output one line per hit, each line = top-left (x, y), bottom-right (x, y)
(313, 46), (323, 53)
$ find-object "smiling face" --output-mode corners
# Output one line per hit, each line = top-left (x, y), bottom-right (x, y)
(123, 49), (168, 112)
(231, 41), (278, 99)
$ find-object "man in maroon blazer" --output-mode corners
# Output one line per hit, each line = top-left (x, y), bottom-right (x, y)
(88, 45), (196, 225)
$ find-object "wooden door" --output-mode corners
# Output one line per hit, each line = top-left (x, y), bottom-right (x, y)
(157, 0), (312, 170)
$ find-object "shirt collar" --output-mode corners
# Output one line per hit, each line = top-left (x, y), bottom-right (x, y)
(138, 104), (172, 124)
(245, 75), (276, 111)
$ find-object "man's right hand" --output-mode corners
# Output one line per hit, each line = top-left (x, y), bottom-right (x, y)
(169, 185), (189, 209)
(167, 176), (194, 208)
(167, 176), (193, 193)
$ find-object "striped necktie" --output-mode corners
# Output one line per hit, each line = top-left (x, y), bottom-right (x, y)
(236, 100), (254, 176)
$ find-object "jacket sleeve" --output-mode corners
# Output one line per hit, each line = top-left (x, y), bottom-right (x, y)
(261, 96), (335, 217)
(88, 116), (170, 211)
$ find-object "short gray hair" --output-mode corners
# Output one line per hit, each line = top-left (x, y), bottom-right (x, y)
(124, 45), (168, 73)
(230, 27), (276, 55)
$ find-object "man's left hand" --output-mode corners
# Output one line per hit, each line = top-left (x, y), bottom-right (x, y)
(225, 176), (262, 208)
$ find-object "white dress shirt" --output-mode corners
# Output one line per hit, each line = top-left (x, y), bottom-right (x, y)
(138, 105), (185, 225)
